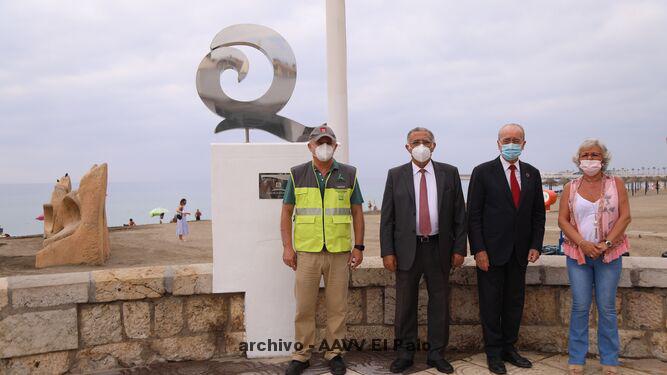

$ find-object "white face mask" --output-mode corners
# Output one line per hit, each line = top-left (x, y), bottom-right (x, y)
(411, 144), (431, 163)
(580, 159), (602, 176)
(315, 143), (334, 162)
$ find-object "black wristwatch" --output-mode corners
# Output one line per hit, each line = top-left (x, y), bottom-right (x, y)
(354, 244), (365, 251)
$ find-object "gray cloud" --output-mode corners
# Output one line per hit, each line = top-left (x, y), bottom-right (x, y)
(1, 1), (666, 203)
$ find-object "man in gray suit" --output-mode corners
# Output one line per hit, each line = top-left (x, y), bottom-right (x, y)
(380, 127), (467, 373)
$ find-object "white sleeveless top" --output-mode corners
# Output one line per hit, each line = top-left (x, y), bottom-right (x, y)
(574, 192), (599, 242)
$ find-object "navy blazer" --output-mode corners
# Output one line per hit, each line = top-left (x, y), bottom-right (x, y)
(466, 156), (546, 266)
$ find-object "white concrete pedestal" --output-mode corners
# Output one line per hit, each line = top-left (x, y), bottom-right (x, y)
(211, 143), (311, 358)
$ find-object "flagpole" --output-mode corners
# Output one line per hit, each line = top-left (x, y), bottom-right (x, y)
(325, 0), (349, 163)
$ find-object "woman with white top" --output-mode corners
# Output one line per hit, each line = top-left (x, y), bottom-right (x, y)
(176, 198), (190, 241)
(558, 139), (631, 375)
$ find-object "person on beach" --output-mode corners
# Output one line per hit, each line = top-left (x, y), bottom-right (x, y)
(195, 209), (202, 221)
(280, 125), (365, 375)
(380, 127), (467, 374)
(159, 212), (165, 224)
(128, 218), (135, 227)
(176, 198), (190, 241)
(558, 139), (631, 375)
(467, 123), (545, 374)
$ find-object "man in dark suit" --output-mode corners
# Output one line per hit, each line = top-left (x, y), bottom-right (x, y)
(467, 123), (546, 374)
(381, 127), (467, 374)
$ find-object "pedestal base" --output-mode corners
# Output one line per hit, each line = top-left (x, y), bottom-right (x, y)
(211, 143), (311, 358)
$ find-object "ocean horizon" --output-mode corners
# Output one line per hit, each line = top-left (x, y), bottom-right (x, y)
(4, 178), (564, 237)
(0, 181), (213, 237)
(0, 179), (396, 237)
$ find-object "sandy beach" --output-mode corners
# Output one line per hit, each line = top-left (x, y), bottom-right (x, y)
(364, 190), (667, 258)
(1, 191), (665, 277)
(0, 221), (213, 277)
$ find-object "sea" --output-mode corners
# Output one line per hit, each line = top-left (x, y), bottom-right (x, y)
(0, 180), (485, 237)
(0, 181), (212, 237)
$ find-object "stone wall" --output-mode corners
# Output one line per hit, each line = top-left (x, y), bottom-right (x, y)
(0, 264), (244, 374)
(342, 256), (667, 361)
(2, 256), (667, 373)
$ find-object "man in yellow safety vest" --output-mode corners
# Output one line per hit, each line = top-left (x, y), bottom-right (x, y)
(280, 125), (365, 375)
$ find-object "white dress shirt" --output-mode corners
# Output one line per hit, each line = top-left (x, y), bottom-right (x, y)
(500, 156), (522, 190)
(412, 160), (439, 236)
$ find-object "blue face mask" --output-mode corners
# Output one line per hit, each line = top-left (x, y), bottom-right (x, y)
(501, 143), (522, 161)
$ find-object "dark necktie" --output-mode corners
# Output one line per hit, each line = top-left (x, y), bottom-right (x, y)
(509, 164), (520, 208)
(419, 169), (432, 235)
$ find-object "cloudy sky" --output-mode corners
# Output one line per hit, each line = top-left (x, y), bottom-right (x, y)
(1, 1), (666, 197)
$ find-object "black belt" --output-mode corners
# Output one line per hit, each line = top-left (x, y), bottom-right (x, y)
(416, 234), (439, 243)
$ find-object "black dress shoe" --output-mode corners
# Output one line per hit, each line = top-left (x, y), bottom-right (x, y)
(285, 360), (310, 375)
(487, 357), (507, 374)
(501, 350), (532, 368)
(329, 355), (347, 375)
(390, 358), (414, 373)
(426, 358), (454, 373)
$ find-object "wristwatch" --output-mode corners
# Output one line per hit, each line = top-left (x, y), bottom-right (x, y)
(354, 244), (365, 251)
(604, 240), (613, 248)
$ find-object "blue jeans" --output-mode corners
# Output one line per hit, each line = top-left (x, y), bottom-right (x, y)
(567, 256), (622, 366)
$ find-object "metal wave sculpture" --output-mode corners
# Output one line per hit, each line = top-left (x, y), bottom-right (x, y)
(196, 24), (314, 142)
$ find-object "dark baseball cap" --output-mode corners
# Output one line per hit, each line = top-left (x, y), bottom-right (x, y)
(309, 124), (337, 142)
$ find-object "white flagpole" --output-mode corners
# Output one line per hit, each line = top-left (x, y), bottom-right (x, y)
(325, 0), (350, 163)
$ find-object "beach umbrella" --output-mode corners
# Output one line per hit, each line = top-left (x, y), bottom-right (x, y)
(149, 208), (168, 217)
(35, 215), (44, 221)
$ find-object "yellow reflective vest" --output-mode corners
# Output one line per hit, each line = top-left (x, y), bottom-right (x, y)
(290, 161), (357, 253)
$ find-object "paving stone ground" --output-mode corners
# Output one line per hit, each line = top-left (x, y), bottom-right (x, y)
(97, 351), (667, 374)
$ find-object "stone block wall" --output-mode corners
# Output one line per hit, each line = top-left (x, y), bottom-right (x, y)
(0, 264), (245, 374)
(339, 256), (667, 361)
(2, 256), (667, 374)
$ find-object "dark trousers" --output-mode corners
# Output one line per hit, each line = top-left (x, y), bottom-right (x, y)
(394, 237), (450, 361)
(476, 251), (527, 357)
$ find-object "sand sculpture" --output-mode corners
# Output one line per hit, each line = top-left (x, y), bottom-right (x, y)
(36, 163), (110, 268)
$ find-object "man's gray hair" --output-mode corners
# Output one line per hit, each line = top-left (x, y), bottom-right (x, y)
(406, 127), (435, 143)
(497, 123), (526, 140)
(573, 138), (611, 171)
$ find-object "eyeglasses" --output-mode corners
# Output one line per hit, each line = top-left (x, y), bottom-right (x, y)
(316, 138), (334, 145)
(579, 152), (602, 159)
(409, 140), (433, 147)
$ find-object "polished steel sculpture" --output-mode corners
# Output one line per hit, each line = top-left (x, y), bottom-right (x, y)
(196, 24), (314, 142)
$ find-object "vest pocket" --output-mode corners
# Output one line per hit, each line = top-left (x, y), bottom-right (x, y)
(295, 215), (316, 223)
(294, 215), (319, 251)
(332, 215), (352, 224)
